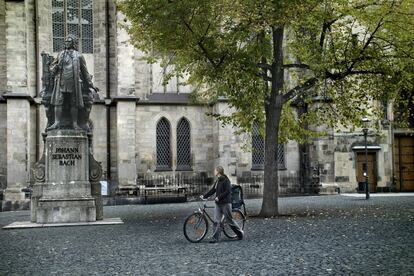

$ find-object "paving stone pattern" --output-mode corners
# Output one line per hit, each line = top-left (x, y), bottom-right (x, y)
(0, 195), (413, 275)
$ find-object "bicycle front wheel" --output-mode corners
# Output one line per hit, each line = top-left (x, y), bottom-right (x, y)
(223, 209), (246, 239)
(183, 212), (208, 243)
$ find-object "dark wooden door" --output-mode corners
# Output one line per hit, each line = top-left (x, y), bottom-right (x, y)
(356, 153), (377, 193)
(395, 136), (414, 192)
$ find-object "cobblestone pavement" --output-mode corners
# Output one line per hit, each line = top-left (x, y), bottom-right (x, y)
(1, 195), (413, 276)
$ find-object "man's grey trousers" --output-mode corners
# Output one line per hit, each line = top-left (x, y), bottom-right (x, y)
(213, 203), (243, 240)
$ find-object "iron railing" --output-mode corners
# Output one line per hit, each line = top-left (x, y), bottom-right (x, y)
(132, 171), (304, 203)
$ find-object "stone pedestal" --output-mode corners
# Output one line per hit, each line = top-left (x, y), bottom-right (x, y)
(33, 130), (97, 223)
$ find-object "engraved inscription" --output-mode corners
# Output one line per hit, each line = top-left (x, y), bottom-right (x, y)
(52, 147), (82, 166)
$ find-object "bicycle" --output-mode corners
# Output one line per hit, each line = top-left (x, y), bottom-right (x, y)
(183, 199), (246, 243)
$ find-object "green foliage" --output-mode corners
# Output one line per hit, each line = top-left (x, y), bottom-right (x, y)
(119, 0), (414, 141)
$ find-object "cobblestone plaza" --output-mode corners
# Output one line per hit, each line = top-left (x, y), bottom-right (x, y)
(1, 195), (413, 275)
(1, 0), (414, 212)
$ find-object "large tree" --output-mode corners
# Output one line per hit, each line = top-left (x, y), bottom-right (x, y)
(119, 0), (414, 217)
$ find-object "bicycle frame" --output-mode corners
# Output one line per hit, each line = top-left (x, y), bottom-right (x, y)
(197, 200), (232, 225)
(197, 201), (215, 224)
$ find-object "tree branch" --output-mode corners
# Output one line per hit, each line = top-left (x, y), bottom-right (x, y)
(179, 17), (218, 68)
(283, 64), (310, 69)
(346, 10), (391, 72)
(348, 70), (385, 76)
(320, 19), (337, 48)
(283, 77), (318, 103)
(326, 69), (385, 80)
(258, 63), (272, 71)
(257, 73), (272, 82)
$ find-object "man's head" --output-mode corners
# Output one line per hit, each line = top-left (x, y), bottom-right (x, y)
(214, 166), (224, 177)
(64, 34), (78, 50)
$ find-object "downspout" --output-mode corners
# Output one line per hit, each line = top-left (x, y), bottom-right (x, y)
(34, 0), (40, 163)
(297, 99), (310, 194)
(389, 102), (396, 191)
(390, 121), (396, 190)
(105, 0), (111, 180)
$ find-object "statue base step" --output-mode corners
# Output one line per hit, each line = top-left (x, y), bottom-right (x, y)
(3, 218), (123, 230)
(36, 197), (96, 224)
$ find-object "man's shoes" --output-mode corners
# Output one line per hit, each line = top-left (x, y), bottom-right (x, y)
(237, 230), (244, 240)
(209, 238), (219, 244)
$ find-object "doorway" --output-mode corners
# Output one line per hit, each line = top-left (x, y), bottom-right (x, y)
(356, 152), (377, 193)
(394, 136), (414, 192)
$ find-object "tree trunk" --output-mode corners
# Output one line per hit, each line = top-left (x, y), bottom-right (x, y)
(260, 95), (283, 217)
(259, 26), (284, 217)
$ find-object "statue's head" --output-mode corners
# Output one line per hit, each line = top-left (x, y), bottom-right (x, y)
(64, 34), (78, 50)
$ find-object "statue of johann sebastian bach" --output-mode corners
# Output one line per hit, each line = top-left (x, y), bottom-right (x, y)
(47, 34), (98, 131)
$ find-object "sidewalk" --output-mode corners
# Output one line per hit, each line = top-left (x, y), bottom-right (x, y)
(1, 195), (413, 275)
(341, 192), (414, 197)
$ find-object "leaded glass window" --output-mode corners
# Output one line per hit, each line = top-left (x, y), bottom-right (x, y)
(252, 121), (265, 170)
(52, 0), (93, 53)
(276, 144), (285, 169)
(177, 118), (191, 170)
(150, 62), (191, 94)
(252, 121), (286, 170)
(156, 118), (172, 170)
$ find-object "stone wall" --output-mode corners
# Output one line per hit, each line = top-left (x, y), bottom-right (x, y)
(37, 0), (52, 56)
(109, 106), (118, 183)
(212, 101), (249, 183)
(2, 1), (34, 207)
(116, 101), (137, 188)
(116, 13), (135, 96)
(333, 130), (391, 193)
(0, 0), (6, 94)
(283, 139), (301, 178)
(134, 50), (151, 100)
(25, 0), (36, 97)
(108, 0), (118, 98)
(5, 1), (27, 92)
(309, 134), (335, 184)
(4, 0), (36, 95)
(92, 0), (109, 99)
(90, 104), (108, 177)
(135, 104), (215, 174)
(28, 105), (37, 184)
(210, 101), (302, 184)
(5, 99), (31, 202)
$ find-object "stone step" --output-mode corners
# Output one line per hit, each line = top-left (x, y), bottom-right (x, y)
(318, 186), (340, 195)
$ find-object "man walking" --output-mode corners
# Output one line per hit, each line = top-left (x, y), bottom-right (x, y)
(202, 166), (244, 243)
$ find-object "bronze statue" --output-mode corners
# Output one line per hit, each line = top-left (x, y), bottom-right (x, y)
(41, 35), (98, 132)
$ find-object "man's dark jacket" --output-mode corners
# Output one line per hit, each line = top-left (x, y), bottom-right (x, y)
(203, 175), (232, 204)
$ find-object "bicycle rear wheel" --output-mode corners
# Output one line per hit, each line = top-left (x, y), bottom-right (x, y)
(183, 212), (208, 243)
(223, 209), (246, 239)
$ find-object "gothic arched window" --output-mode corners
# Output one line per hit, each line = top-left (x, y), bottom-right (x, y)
(276, 144), (286, 169)
(252, 121), (265, 170)
(156, 118), (172, 170)
(52, 0), (94, 53)
(176, 118), (191, 170)
(252, 121), (285, 170)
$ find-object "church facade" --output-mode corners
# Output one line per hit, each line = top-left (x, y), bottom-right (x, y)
(0, 0), (412, 211)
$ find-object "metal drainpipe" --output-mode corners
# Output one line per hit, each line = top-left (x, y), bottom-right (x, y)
(105, 0), (111, 180)
(389, 103), (396, 191)
(34, 0), (40, 163)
